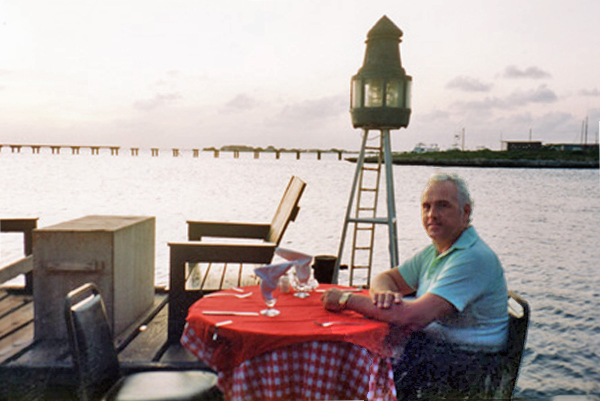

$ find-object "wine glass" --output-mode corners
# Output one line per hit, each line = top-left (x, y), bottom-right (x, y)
(254, 261), (294, 317)
(292, 264), (318, 298)
(260, 281), (280, 316)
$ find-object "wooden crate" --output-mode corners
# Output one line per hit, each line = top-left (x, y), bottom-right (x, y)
(32, 215), (155, 340)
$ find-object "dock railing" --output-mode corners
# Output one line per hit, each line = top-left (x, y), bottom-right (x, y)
(0, 218), (38, 293)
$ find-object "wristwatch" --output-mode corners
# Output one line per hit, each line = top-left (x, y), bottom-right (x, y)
(338, 292), (353, 310)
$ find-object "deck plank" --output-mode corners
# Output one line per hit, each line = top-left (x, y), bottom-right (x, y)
(0, 296), (34, 364)
(159, 343), (211, 370)
(190, 262), (260, 291)
(0, 301), (33, 334)
(0, 324), (34, 364)
(0, 288), (216, 400)
(118, 298), (169, 363)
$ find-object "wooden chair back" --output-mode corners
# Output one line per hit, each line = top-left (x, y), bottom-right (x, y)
(266, 176), (306, 245)
(501, 290), (530, 398)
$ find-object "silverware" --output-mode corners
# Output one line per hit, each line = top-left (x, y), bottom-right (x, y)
(204, 292), (253, 299)
(315, 288), (362, 293)
(203, 311), (259, 316)
(313, 321), (366, 327)
(212, 320), (233, 341)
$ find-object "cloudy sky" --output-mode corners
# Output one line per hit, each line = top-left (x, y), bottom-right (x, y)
(1, 0), (599, 152)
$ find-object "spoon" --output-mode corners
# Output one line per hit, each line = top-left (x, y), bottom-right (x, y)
(313, 321), (365, 327)
(204, 292), (253, 299)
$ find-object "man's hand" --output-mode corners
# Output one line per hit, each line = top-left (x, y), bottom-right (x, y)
(321, 288), (345, 312)
(371, 290), (403, 309)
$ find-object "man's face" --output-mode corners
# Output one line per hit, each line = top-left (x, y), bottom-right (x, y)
(421, 180), (471, 251)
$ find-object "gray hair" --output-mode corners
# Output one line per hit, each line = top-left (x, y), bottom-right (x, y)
(425, 172), (474, 221)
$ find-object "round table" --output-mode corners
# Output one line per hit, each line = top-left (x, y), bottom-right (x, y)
(181, 284), (398, 401)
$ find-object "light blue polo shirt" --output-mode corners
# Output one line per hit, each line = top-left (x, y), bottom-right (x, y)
(398, 226), (508, 352)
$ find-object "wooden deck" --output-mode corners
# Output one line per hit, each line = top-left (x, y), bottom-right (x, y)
(0, 216), (266, 400)
(0, 286), (212, 401)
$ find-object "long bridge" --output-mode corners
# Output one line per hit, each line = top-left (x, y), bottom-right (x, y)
(0, 144), (356, 160)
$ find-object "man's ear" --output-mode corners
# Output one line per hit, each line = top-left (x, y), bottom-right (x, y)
(463, 203), (472, 222)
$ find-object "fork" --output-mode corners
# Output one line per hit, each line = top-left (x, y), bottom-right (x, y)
(314, 321), (365, 327)
(204, 292), (253, 299)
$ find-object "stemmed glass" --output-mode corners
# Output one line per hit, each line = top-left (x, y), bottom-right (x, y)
(274, 247), (315, 298)
(260, 283), (280, 316)
(254, 261), (294, 317)
(292, 267), (314, 298)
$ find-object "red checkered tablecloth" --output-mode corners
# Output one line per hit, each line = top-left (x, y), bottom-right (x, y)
(182, 325), (396, 401)
(181, 284), (398, 400)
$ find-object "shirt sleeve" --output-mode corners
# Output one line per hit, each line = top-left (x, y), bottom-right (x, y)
(397, 246), (435, 291)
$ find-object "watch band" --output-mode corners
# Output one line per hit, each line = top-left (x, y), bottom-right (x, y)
(338, 292), (353, 310)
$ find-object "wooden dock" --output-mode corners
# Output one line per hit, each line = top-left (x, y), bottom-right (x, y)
(0, 217), (228, 400)
(0, 201), (299, 400)
(0, 286), (214, 401)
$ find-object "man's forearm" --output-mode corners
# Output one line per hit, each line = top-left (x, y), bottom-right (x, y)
(346, 293), (395, 321)
(345, 292), (456, 334)
(346, 293), (422, 332)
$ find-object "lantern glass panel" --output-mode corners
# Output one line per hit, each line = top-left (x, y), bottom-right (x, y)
(352, 78), (363, 109)
(365, 78), (384, 107)
(385, 78), (404, 107)
(405, 79), (412, 109)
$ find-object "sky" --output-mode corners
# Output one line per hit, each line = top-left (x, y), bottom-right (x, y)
(1, 0), (599, 152)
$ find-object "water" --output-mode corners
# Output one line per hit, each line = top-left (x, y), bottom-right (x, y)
(1, 148), (599, 399)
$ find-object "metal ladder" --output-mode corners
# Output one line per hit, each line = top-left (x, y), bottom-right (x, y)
(334, 129), (399, 287)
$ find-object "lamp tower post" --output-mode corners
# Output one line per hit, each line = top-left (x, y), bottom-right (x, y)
(334, 16), (412, 285)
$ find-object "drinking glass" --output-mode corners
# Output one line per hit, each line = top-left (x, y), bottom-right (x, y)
(292, 267), (318, 298)
(292, 270), (311, 298)
(254, 261), (294, 317)
(260, 282), (280, 316)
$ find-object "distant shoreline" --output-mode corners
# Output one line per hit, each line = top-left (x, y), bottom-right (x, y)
(346, 149), (600, 169)
(387, 158), (599, 169)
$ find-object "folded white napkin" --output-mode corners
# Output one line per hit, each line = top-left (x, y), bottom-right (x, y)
(254, 261), (295, 301)
(275, 247), (313, 282)
(254, 248), (314, 301)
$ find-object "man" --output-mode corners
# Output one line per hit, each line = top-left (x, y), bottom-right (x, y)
(322, 173), (508, 398)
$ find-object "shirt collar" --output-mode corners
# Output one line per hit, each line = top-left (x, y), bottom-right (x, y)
(436, 225), (478, 259)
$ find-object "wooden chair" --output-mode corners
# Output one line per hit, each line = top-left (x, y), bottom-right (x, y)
(65, 283), (222, 401)
(167, 176), (306, 342)
(397, 291), (530, 400)
(496, 290), (530, 399)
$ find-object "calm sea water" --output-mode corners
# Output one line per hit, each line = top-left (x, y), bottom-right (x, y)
(1, 149), (599, 399)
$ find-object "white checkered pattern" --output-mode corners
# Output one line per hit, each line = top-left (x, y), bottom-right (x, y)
(182, 325), (396, 401)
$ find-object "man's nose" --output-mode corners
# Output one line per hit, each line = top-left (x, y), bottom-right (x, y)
(427, 205), (439, 218)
